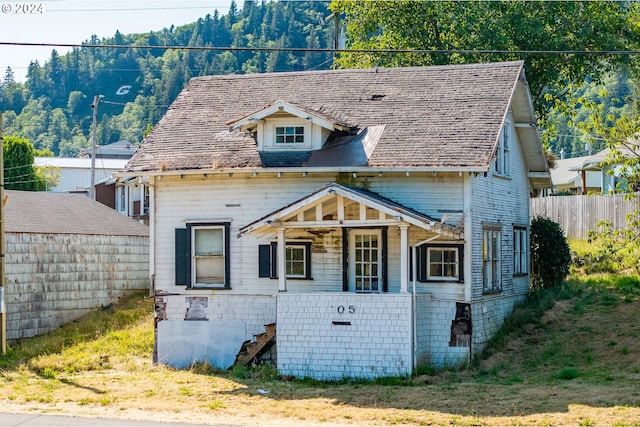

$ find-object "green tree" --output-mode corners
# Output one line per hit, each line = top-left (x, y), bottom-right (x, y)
(530, 216), (572, 289)
(576, 77), (640, 272)
(3, 136), (46, 191)
(330, 0), (640, 117)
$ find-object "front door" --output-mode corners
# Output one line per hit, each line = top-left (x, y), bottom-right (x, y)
(349, 229), (382, 293)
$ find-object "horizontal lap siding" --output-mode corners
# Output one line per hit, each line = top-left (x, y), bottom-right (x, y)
(154, 174), (466, 295)
(469, 114), (532, 350)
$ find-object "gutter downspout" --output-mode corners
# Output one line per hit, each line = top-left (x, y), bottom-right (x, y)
(411, 235), (441, 373)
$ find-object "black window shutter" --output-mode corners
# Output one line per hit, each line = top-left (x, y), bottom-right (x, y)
(175, 228), (189, 286)
(417, 245), (427, 282)
(304, 242), (312, 279)
(342, 228), (349, 291)
(270, 242), (278, 278)
(258, 245), (271, 278)
(382, 227), (388, 293)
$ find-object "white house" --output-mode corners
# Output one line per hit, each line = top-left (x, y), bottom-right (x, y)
(119, 61), (551, 379)
(34, 157), (128, 194)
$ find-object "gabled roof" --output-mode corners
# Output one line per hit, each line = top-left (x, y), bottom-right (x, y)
(227, 100), (353, 132)
(550, 156), (585, 187)
(35, 157), (128, 170)
(4, 190), (149, 236)
(239, 183), (463, 240)
(568, 146), (639, 172)
(125, 61), (546, 180)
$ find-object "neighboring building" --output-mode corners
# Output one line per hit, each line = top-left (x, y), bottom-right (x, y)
(119, 61), (551, 379)
(34, 156), (128, 194)
(550, 155), (604, 194)
(551, 146), (637, 194)
(79, 140), (138, 159)
(4, 190), (150, 340)
(34, 143), (147, 219)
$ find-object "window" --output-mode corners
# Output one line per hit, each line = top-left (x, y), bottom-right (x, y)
(483, 228), (501, 293)
(118, 187), (126, 211)
(428, 247), (459, 280)
(258, 242), (312, 279)
(275, 126), (304, 144)
(415, 244), (463, 282)
(143, 186), (150, 215)
(174, 222), (231, 288)
(494, 125), (510, 176)
(513, 227), (528, 275)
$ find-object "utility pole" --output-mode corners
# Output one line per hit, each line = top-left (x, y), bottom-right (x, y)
(326, 12), (340, 67)
(90, 95), (102, 200)
(0, 112), (6, 355)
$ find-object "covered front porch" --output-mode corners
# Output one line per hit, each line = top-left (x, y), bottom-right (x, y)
(238, 183), (467, 378)
(239, 182), (464, 294)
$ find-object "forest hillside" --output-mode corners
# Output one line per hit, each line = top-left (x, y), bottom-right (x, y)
(0, 0), (334, 156)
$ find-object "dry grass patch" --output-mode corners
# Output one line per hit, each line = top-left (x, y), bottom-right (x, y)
(2, 280), (640, 426)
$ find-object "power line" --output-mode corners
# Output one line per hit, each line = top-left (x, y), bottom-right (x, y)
(2, 41), (640, 56)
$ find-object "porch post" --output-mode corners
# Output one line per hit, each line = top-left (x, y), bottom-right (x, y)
(399, 224), (409, 293)
(277, 227), (287, 292)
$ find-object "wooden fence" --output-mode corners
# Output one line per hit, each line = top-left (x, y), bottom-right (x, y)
(530, 194), (639, 240)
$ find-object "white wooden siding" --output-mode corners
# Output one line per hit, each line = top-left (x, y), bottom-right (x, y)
(153, 173), (465, 296)
(468, 111), (532, 348)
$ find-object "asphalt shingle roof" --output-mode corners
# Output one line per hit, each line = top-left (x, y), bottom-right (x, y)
(4, 190), (149, 236)
(125, 61), (524, 173)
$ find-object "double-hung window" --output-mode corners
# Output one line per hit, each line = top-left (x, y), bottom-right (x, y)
(258, 241), (312, 279)
(275, 126), (304, 144)
(494, 124), (510, 176)
(174, 222), (231, 288)
(513, 227), (528, 275)
(415, 244), (463, 282)
(483, 228), (501, 293)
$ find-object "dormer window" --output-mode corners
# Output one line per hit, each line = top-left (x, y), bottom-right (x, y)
(276, 126), (305, 144)
(227, 100), (354, 152)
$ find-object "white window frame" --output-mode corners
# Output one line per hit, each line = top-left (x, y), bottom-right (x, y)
(285, 244), (307, 278)
(349, 229), (383, 293)
(494, 124), (510, 176)
(117, 186), (126, 212)
(483, 228), (502, 293)
(426, 247), (459, 281)
(275, 125), (305, 144)
(513, 227), (528, 275)
(191, 225), (226, 288)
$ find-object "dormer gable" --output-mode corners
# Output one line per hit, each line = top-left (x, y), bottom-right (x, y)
(227, 100), (354, 152)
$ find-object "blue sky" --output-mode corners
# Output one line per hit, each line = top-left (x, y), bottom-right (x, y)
(0, 0), (232, 81)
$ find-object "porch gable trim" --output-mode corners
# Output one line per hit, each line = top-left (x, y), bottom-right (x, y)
(238, 183), (463, 239)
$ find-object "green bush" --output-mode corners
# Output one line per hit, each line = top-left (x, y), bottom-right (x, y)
(530, 216), (571, 289)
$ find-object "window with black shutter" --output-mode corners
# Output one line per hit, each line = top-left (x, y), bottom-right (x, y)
(258, 241), (312, 279)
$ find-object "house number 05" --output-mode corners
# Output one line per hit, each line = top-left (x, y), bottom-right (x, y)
(337, 305), (355, 314)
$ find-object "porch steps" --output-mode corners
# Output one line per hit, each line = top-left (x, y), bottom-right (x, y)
(233, 323), (276, 367)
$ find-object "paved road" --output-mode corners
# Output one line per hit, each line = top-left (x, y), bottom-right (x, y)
(0, 413), (241, 427)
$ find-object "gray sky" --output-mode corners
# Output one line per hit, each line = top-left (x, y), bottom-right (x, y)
(0, 0), (232, 81)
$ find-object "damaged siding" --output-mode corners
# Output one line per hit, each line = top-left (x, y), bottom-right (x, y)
(5, 232), (149, 340)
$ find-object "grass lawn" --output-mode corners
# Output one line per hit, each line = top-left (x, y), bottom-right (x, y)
(2, 273), (640, 426)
